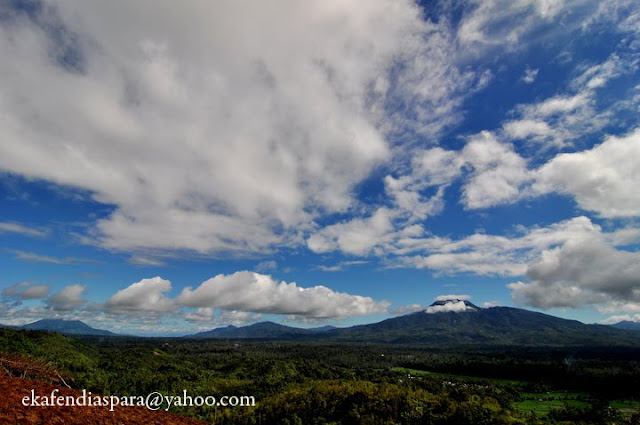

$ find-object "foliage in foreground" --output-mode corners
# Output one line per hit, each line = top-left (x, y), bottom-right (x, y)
(1, 329), (639, 425)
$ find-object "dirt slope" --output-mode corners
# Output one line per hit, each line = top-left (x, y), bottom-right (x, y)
(0, 376), (210, 425)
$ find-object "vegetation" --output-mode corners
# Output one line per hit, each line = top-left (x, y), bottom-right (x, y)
(1, 328), (640, 424)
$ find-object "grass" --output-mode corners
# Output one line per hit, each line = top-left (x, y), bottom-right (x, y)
(392, 367), (640, 418)
(514, 392), (590, 415)
(391, 366), (527, 387)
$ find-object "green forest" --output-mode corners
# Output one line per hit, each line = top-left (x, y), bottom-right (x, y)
(1, 328), (639, 424)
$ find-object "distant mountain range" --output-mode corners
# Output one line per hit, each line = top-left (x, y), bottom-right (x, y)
(190, 322), (336, 339)
(8, 319), (116, 336)
(3, 302), (640, 346)
(185, 300), (640, 347)
(610, 321), (640, 331)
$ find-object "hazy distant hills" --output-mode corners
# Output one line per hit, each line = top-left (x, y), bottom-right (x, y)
(16, 319), (116, 336)
(4, 304), (640, 346)
(610, 321), (640, 331)
(190, 321), (336, 339)
(186, 300), (640, 347)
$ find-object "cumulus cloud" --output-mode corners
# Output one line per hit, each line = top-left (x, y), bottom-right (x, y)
(508, 238), (640, 309)
(390, 303), (424, 315)
(307, 208), (397, 256)
(310, 205), (640, 279)
(184, 307), (261, 326)
(385, 131), (531, 212)
(600, 314), (640, 325)
(307, 131), (531, 256)
(47, 285), (87, 311)
(20, 285), (50, 299)
(502, 119), (552, 140)
(105, 277), (174, 314)
(460, 131), (532, 209)
(534, 129), (640, 217)
(394, 215), (631, 276)
(178, 271), (389, 319)
(0, 0), (482, 256)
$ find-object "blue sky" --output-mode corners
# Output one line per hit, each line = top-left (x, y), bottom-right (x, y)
(1, 0), (640, 335)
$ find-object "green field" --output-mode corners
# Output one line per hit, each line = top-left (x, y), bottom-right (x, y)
(393, 366), (640, 420)
(513, 392), (590, 415)
(392, 366), (528, 386)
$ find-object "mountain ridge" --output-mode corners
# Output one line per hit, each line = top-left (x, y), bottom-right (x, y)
(185, 304), (640, 346)
(8, 319), (116, 336)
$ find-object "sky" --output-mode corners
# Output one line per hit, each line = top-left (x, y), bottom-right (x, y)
(1, 0), (639, 336)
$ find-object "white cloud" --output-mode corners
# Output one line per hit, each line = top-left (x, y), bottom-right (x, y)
(501, 53), (637, 148)
(307, 208), (397, 256)
(0, 0), (480, 256)
(47, 284), (87, 311)
(219, 310), (263, 327)
(390, 303), (424, 315)
(522, 67), (538, 84)
(508, 237), (640, 309)
(11, 250), (76, 265)
(502, 119), (552, 140)
(0, 222), (49, 238)
(394, 215), (623, 276)
(535, 93), (590, 116)
(534, 128), (640, 217)
(404, 251), (528, 276)
(426, 300), (476, 313)
(307, 131), (532, 256)
(255, 260), (277, 273)
(184, 307), (215, 323)
(600, 314), (640, 325)
(105, 277), (174, 314)
(317, 260), (369, 272)
(178, 271), (389, 319)
(435, 294), (471, 301)
(129, 256), (167, 267)
(456, 0), (592, 50)
(2, 281), (50, 300)
(184, 308), (261, 326)
(460, 131), (532, 209)
(20, 285), (50, 299)
(598, 301), (640, 314)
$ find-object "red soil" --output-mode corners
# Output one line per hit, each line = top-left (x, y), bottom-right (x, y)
(0, 375), (210, 425)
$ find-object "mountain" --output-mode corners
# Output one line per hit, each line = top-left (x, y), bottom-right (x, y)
(610, 321), (640, 331)
(188, 301), (640, 347)
(330, 304), (638, 346)
(19, 319), (116, 336)
(189, 321), (317, 339)
(309, 325), (338, 332)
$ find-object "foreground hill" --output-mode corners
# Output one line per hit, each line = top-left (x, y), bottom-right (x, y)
(18, 319), (116, 336)
(189, 300), (640, 347)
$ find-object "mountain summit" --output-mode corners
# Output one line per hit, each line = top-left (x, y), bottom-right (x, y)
(19, 319), (116, 336)
(425, 299), (480, 313)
